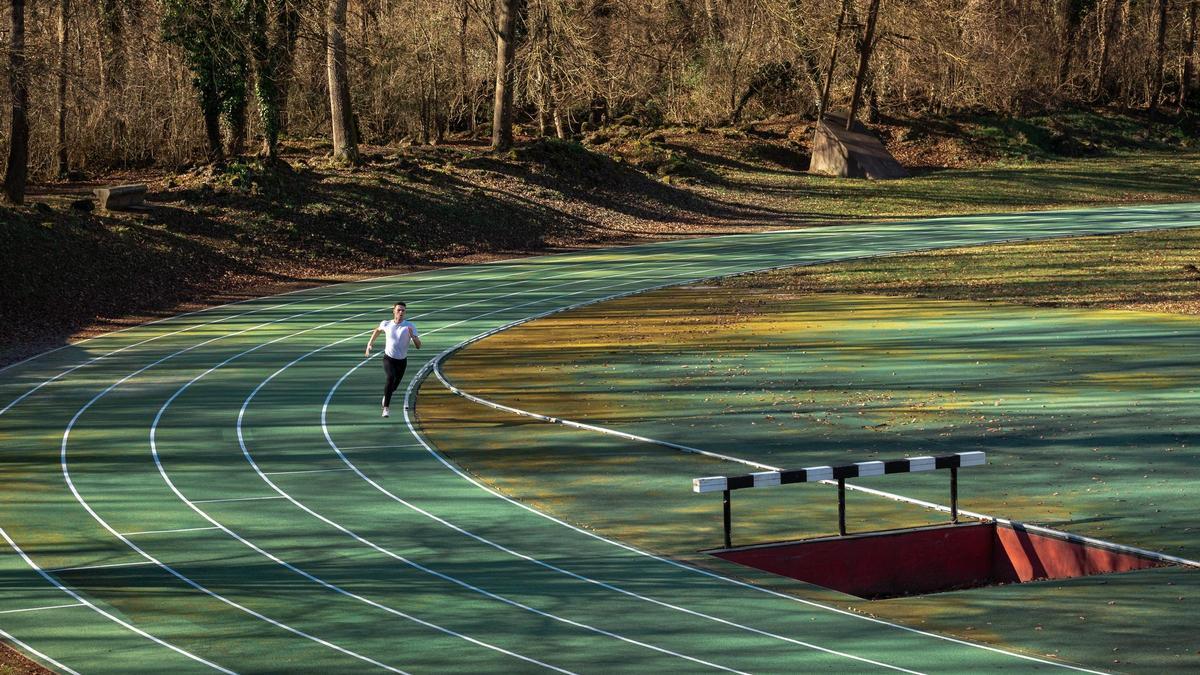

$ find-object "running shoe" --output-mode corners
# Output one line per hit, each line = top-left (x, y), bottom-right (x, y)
(382, 407), (390, 418)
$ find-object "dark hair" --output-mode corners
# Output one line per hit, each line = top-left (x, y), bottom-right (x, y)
(393, 302), (406, 308)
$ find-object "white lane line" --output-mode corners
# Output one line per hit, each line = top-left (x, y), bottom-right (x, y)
(310, 257), (928, 673)
(146, 258), (732, 672)
(120, 527), (221, 536)
(51, 560), (156, 573)
(428, 266), (1200, 572)
(22, 214), (1191, 671)
(228, 250), (923, 670)
(0, 248), (626, 418)
(190, 496), (286, 504)
(0, 526), (234, 673)
(0, 627), (81, 675)
(0, 258), (542, 663)
(0, 241), (683, 382)
(0, 603), (85, 615)
(238, 354), (750, 673)
(263, 468), (354, 476)
(49, 254), (667, 673)
(405, 260), (1116, 672)
(337, 444), (424, 450)
(137, 260), (681, 670)
(57, 311), (439, 672)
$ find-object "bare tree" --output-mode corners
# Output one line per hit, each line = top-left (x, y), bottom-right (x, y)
(1184, 0), (1198, 108)
(327, 0), (358, 163)
(4, 0), (30, 204)
(56, 0), (71, 177)
(1095, 0), (1125, 98)
(1057, 0), (1094, 91)
(588, 0), (612, 126)
(273, 0), (301, 135)
(1150, 0), (1169, 114)
(847, 0), (882, 128)
(492, 0), (519, 149)
(818, 0), (852, 119)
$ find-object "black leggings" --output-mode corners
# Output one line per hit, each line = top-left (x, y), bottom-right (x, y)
(382, 355), (408, 408)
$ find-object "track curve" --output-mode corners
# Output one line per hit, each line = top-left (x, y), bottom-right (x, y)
(3, 204), (1198, 673)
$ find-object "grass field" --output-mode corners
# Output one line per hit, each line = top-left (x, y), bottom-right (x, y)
(3, 204), (1200, 673)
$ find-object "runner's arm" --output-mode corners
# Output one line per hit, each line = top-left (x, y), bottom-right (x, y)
(365, 327), (381, 356)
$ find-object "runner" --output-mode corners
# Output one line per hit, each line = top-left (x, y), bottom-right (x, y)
(364, 302), (421, 418)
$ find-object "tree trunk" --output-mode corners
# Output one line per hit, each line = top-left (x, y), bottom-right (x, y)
(200, 72), (225, 163)
(1057, 0), (1084, 90)
(97, 0), (124, 94)
(55, 0), (70, 178)
(226, 95), (248, 157)
(817, 0), (852, 119)
(847, 0), (882, 129)
(1184, 1), (1199, 108)
(492, 0), (519, 150)
(1149, 0), (1169, 114)
(327, 0), (359, 163)
(1095, 0), (1124, 98)
(589, 0), (612, 126)
(273, 0), (301, 136)
(4, 0), (29, 204)
(248, 1), (277, 159)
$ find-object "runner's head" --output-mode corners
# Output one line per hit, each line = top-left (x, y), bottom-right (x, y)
(392, 302), (406, 321)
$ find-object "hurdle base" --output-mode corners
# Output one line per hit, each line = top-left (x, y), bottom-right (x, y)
(707, 522), (1170, 600)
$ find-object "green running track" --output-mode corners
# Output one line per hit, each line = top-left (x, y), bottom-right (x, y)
(2, 203), (1198, 674)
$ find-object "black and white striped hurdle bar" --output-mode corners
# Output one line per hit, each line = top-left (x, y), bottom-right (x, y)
(693, 451), (986, 493)
(693, 451), (986, 548)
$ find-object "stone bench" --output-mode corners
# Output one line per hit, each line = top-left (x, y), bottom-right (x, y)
(93, 184), (147, 211)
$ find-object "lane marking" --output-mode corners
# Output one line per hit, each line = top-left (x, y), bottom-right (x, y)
(0, 246), (607, 376)
(0, 257), (572, 664)
(263, 468), (354, 476)
(0, 525), (234, 673)
(120, 527), (221, 536)
(5, 240), (878, 669)
(337, 444), (424, 450)
(147, 257), (740, 672)
(62, 360), (416, 672)
(190, 496), (286, 504)
(0, 603), (85, 615)
(13, 210), (1199, 671)
(394, 247), (1125, 672)
(312, 255), (945, 667)
(0, 627), (81, 675)
(51, 560), (156, 573)
(204, 249), (926, 667)
(432, 295), (1200, 569)
(47, 255), (671, 673)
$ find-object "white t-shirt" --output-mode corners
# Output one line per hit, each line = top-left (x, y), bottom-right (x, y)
(378, 320), (418, 359)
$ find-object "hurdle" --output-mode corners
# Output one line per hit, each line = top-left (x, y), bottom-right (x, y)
(692, 451), (986, 549)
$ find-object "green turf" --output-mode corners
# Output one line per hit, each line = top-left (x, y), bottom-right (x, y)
(3, 203), (1200, 672)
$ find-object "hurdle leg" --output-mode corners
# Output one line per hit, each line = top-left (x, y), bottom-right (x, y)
(723, 489), (732, 548)
(950, 467), (959, 523)
(837, 478), (846, 535)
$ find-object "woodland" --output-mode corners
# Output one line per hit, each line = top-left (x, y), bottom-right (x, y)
(0, 0), (1196, 204)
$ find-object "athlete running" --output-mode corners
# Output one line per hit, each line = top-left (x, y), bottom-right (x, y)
(364, 302), (422, 418)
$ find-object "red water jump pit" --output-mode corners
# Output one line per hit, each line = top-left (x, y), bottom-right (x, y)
(711, 522), (1172, 600)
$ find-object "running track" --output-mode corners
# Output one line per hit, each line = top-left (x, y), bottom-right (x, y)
(2, 204), (1197, 673)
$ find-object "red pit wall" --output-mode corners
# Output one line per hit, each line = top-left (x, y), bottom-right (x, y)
(713, 523), (1167, 599)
